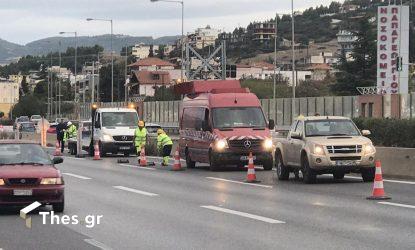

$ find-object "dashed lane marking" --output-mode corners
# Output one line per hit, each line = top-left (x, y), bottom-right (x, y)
(119, 164), (157, 170)
(62, 173), (92, 180)
(201, 205), (285, 224)
(378, 201), (415, 209)
(113, 186), (159, 197)
(206, 177), (273, 188)
(84, 239), (112, 250)
(344, 175), (415, 185)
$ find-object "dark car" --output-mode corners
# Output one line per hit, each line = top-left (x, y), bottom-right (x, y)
(19, 122), (36, 133)
(0, 141), (65, 212)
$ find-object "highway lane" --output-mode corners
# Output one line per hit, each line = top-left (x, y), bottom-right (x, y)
(1, 152), (415, 249)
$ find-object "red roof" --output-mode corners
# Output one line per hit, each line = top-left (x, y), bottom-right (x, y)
(251, 61), (274, 70)
(128, 57), (175, 68)
(307, 63), (332, 71)
(133, 70), (171, 85)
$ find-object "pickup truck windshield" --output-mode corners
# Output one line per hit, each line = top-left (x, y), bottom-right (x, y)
(212, 107), (266, 128)
(305, 120), (360, 137)
(102, 112), (138, 127)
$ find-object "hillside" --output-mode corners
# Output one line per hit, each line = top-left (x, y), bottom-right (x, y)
(0, 35), (180, 64)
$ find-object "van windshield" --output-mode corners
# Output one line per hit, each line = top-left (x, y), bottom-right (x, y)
(102, 112), (138, 127)
(212, 107), (266, 129)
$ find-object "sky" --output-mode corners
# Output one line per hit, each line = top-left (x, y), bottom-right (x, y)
(0, 0), (338, 45)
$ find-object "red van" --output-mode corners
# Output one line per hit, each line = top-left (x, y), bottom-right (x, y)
(177, 80), (275, 171)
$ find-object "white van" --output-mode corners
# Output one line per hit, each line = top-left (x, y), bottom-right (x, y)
(91, 108), (139, 156)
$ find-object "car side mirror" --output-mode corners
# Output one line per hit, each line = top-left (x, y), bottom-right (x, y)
(95, 121), (101, 129)
(268, 119), (275, 130)
(362, 130), (371, 136)
(53, 157), (64, 164)
(291, 131), (302, 140)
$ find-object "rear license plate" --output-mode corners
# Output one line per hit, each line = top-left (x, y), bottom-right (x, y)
(240, 156), (256, 161)
(13, 190), (33, 196)
(119, 146), (130, 150)
(335, 160), (356, 166)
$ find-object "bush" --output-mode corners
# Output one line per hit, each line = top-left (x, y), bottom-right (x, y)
(353, 118), (415, 148)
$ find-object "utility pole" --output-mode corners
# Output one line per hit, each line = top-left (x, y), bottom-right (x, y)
(291, 0), (296, 119)
(124, 45), (129, 104)
(58, 42), (62, 117)
(273, 13), (278, 121)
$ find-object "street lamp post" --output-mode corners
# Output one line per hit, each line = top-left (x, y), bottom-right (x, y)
(59, 31), (78, 103)
(273, 13), (279, 121)
(150, 0), (184, 81)
(291, 0), (296, 120)
(87, 18), (114, 103)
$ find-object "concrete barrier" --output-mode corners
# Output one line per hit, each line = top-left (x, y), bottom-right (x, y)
(376, 147), (415, 179)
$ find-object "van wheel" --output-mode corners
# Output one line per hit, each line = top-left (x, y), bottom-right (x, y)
(185, 151), (195, 169)
(275, 152), (290, 180)
(302, 156), (316, 184)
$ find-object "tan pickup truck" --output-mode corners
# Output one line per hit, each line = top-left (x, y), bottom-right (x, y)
(273, 116), (376, 184)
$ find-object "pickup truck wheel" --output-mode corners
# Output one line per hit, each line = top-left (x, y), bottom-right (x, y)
(333, 172), (345, 180)
(275, 152), (290, 180)
(186, 151), (196, 169)
(302, 157), (316, 184)
(361, 167), (375, 182)
(99, 142), (107, 157)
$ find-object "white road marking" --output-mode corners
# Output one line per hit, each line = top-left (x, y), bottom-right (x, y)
(64, 156), (85, 160)
(84, 239), (112, 250)
(201, 205), (285, 224)
(62, 173), (92, 180)
(113, 186), (159, 197)
(378, 202), (415, 209)
(206, 177), (273, 188)
(344, 175), (415, 185)
(119, 164), (156, 170)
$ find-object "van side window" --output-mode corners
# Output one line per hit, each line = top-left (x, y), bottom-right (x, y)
(182, 108), (205, 130)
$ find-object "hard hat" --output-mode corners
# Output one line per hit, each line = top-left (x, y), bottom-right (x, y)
(157, 129), (164, 135)
(138, 120), (145, 127)
(67, 121), (72, 126)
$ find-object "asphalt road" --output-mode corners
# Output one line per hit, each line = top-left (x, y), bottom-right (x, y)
(1, 149), (414, 250)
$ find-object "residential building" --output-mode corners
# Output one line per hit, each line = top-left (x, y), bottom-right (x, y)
(128, 57), (175, 71)
(340, 4), (359, 13)
(188, 25), (221, 49)
(8, 74), (24, 86)
(132, 44), (159, 59)
(0, 79), (19, 119)
(309, 52), (338, 66)
(306, 63), (332, 81)
(337, 30), (357, 53)
(128, 71), (171, 97)
(248, 21), (276, 42)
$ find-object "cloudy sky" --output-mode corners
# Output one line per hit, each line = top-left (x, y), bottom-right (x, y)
(0, 0), (338, 45)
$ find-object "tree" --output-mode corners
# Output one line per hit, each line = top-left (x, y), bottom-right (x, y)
(0, 111), (4, 119)
(149, 45), (154, 57)
(332, 17), (377, 95)
(11, 95), (46, 117)
(20, 76), (29, 97)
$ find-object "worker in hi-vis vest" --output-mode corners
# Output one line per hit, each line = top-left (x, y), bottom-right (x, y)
(157, 129), (173, 166)
(134, 120), (147, 155)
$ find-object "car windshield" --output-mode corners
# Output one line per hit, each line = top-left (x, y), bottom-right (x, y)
(305, 120), (360, 137)
(31, 115), (41, 119)
(102, 112), (138, 127)
(0, 144), (52, 165)
(18, 117), (29, 122)
(21, 123), (35, 128)
(212, 107), (266, 128)
(146, 126), (161, 133)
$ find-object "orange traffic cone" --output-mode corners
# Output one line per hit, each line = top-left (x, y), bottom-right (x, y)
(139, 147), (147, 166)
(93, 141), (101, 160)
(367, 160), (390, 200)
(246, 152), (260, 183)
(53, 141), (62, 156)
(171, 148), (183, 171)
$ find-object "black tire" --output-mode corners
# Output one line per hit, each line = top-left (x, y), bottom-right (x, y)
(186, 150), (196, 169)
(53, 201), (64, 213)
(275, 152), (290, 180)
(361, 167), (375, 182)
(209, 152), (218, 171)
(124, 152), (130, 157)
(333, 172), (345, 180)
(302, 156), (316, 184)
(89, 141), (94, 157)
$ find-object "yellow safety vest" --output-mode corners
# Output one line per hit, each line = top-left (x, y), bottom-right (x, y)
(157, 133), (173, 149)
(134, 127), (147, 146)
